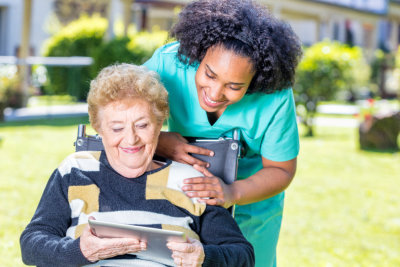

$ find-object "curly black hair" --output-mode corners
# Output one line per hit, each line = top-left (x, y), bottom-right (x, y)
(170, 0), (303, 94)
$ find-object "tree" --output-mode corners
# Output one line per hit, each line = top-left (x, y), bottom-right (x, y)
(42, 15), (107, 100)
(294, 41), (369, 136)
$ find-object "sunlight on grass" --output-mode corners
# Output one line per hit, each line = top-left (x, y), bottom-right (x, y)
(0, 116), (89, 266)
(278, 126), (400, 267)
(27, 95), (79, 107)
(0, 119), (399, 266)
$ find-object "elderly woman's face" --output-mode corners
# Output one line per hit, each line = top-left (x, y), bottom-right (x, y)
(98, 98), (162, 178)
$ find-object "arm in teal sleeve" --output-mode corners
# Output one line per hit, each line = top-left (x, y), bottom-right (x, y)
(261, 88), (299, 162)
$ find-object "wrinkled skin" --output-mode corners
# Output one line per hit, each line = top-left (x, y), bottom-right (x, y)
(80, 224), (146, 262)
(167, 237), (205, 267)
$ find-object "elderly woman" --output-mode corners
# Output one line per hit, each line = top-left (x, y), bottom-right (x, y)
(20, 64), (254, 267)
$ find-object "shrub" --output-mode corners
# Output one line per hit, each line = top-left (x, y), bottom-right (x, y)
(0, 65), (24, 121)
(394, 46), (400, 99)
(127, 30), (169, 64)
(43, 15), (167, 100)
(294, 40), (370, 136)
(90, 37), (143, 78)
(90, 30), (168, 77)
(42, 14), (107, 100)
(396, 46), (400, 69)
(370, 49), (396, 98)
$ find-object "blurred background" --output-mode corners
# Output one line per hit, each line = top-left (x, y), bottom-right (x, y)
(0, 0), (399, 266)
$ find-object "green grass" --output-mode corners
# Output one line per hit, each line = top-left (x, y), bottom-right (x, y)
(278, 126), (400, 266)
(0, 116), (90, 266)
(0, 118), (399, 266)
(27, 95), (79, 107)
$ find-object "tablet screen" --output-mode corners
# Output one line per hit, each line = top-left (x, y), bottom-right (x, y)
(88, 219), (186, 266)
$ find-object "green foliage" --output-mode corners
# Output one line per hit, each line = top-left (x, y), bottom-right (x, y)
(295, 41), (369, 136)
(396, 46), (400, 69)
(370, 49), (395, 93)
(42, 14), (167, 100)
(90, 37), (143, 77)
(0, 66), (17, 103)
(90, 37), (134, 77)
(42, 14), (107, 57)
(42, 15), (107, 100)
(394, 46), (400, 98)
(371, 50), (385, 85)
(90, 30), (168, 78)
(0, 65), (25, 120)
(127, 30), (169, 64)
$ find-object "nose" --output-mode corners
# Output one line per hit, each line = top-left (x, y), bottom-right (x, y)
(126, 127), (138, 145)
(208, 84), (224, 100)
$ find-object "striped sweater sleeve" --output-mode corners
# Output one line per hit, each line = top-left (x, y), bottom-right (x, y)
(20, 169), (92, 266)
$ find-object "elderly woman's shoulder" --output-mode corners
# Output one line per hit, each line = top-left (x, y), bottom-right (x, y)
(168, 161), (202, 180)
(57, 151), (102, 177)
(148, 160), (206, 214)
(153, 160), (202, 192)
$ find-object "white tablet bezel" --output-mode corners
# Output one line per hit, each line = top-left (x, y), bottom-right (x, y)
(88, 219), (186, 265)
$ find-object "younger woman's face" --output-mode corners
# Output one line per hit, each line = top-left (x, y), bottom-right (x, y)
(195, 45), (255, 117)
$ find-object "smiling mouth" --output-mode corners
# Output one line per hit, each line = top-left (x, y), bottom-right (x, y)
(202, 90), (226, 108)
(120, 146), (144, 154)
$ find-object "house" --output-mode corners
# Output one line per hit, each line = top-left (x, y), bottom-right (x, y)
(0, 0), (399, 57)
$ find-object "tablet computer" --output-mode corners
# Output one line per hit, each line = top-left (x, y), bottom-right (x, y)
(185, 136), (240, 185)
(88, 219), (186, 266)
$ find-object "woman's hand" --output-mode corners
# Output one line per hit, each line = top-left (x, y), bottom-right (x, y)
(182, 164), (236, 208)
(157, 131), (214, 168)
(79, 224), (146, 262)
(167, 238), (205, 267)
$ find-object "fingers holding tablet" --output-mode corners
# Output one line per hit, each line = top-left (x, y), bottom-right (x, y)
(80, 223), (146, 262)
(86, 218), (186, 266)
(167, 237), (205, 267)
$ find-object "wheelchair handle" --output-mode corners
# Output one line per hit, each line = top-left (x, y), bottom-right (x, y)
(77, 124), (86, 138)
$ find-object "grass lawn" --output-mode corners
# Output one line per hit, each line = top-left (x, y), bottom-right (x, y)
(0, 116), (91, 266)
(27, 95), (79, 107)
(0, 118), (399, 266)
(278, 127), (400, 266)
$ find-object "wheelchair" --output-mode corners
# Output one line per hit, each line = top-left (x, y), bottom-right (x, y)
(73, 124), (241, 216)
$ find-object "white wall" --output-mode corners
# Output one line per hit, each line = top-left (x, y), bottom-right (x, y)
(288, 19), (317, 46)
(30, 0), (53, 55)
(0, 0), (22, 56)
(0, 0), (53, 56)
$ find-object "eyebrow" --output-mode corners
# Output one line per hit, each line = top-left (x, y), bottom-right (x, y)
(205, 64), (246, 86)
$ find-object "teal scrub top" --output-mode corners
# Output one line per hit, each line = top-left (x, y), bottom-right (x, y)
(144, 42), (299, 267)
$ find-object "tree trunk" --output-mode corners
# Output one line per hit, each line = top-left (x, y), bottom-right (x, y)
(0, 102), (5, 121)
(303, 113), (314, 137)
